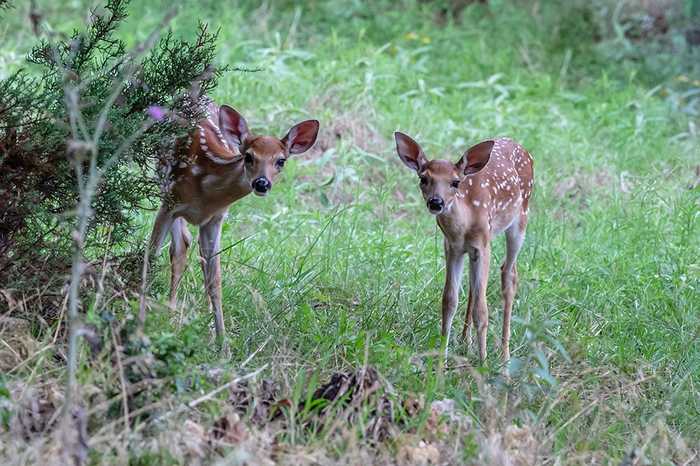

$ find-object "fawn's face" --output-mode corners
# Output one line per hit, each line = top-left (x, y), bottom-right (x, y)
(417, 161), (463, 214)
(394, 132), (492, 215)
(240, 137), (287, 196)
(219, 106), (319, 196)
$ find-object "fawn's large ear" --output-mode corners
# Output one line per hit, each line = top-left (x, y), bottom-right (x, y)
(394, 131), (427, 172)
(281, 120), (320, 155)
(456, 140), (494, 176)
(219, 105), (249, 148)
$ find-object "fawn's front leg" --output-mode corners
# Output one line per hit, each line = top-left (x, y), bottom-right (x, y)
(468, 243), (491, 362)
(442, 242), (465, 359)
(198, 213), (226, 341)
(169, 217), (192, 309)
(139, 206), (175, 325)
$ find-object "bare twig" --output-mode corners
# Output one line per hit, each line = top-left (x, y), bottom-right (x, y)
(240, 336), (271, 368)
(187, 364), (268, 409)
(110, 323), (130, 437)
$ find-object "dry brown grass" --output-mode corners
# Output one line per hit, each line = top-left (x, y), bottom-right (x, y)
(2, 352), (697, 465)
(0, 258), (696, 466)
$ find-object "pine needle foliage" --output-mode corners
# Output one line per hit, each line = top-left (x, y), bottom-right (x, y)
(0, 0), (224, 300)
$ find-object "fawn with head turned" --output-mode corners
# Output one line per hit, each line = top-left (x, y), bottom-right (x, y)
(142, 101), (319, 340)
(394, 132), (534, 362)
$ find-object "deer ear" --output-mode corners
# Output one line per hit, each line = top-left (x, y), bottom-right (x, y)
(456, 140), (494, 176)
(219, 105), (249, 148)
(394, 132), (427, 172)
(281, 120), (320, 155)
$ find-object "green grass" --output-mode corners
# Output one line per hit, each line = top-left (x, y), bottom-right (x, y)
(2, 0), (699, 464)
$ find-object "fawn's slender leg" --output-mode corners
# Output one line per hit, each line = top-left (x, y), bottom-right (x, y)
(198, 213), (226, 341)
(501, 213), (527, 361)
(469, 243), (491, 363)
(461, 284), (474, 349)
(168, 217), (192, 309)
(149, 206), (176, 254)
(139, 206), (175, 325)
(441, 242), (465, 358)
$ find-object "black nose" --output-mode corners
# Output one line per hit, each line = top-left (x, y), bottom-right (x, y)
(252, 177), (271, 193)
(427, 197), (444, 211)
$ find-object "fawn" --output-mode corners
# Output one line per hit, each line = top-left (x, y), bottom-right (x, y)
(142, 101), (319, 340)
(394, 132), (534, 362)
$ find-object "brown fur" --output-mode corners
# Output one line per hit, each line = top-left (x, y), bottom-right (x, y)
(395, 133), (534, 362)
(143, 102), (319, 341)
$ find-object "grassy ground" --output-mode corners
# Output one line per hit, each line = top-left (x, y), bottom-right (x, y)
(1, 0), (699, 464)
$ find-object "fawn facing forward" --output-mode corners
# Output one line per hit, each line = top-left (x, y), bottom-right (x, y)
(394, 132), (534, 362)
(143, 102), (319, 340)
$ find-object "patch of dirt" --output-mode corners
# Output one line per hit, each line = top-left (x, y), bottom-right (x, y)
(551, 169), (636, 221)
(553, 169), (622, 201)
(306, 91), (385, 158)
(291, 90), (391, 208)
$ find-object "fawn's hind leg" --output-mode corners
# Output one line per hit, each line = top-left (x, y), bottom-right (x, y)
(501, 214), (527, 361)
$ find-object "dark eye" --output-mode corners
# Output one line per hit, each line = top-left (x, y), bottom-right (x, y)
(420, 176), (428, 185)
(451, 179), (460, 188)
(244, 152), (253, 164)
(276, 158), (286, 168)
